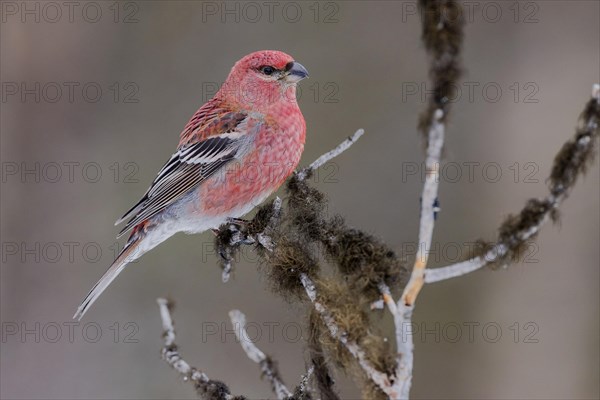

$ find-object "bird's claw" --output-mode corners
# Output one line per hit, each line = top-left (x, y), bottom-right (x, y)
(226, 217), (249, 227)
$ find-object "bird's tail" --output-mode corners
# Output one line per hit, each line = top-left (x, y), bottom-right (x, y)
(73, 235), (146, 321)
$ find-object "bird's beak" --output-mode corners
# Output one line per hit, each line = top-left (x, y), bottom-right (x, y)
(286, 62), (309, 82)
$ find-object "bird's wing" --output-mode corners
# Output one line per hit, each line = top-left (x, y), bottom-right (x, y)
(115, 111), (251, 237)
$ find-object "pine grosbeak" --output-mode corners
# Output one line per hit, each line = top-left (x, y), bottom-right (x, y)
(74, 50), (308, 320)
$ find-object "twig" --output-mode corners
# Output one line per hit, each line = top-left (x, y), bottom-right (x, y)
(228, 309), (292, 400)
(221, 260), (233, 283)
(300, 273), (398, 398)
(298, 366), (314, 396)
(401, 109), (445, 305)
(424, 247), (502, 283)
(377, 283), (412, 399)
(296, 129), (364, 181)
(383, 109), (445, 399)
(157, 298), (208, 384)
(157, 298), (239, 400)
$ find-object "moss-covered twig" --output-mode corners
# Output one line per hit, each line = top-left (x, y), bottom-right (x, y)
(300, 273), (397, 397)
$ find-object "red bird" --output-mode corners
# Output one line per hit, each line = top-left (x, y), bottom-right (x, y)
(74, 51), (309, 320)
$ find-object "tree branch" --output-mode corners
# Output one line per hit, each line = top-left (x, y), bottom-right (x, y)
(425, 83), (600, 284)
(228, 309), (292, 400)
(296, 129), (364, 181)
(157, 298), (243, 400)
(377, 1), (465, 397)
(400, 109), (445, 305)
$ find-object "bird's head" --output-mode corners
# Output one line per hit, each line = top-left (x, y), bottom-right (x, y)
(218, 50), (309, 112)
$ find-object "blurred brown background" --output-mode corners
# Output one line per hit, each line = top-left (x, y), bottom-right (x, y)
(1, 1), (598, 399)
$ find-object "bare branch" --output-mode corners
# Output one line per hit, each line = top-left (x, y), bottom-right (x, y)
(378, 283), (413, 399)
(157, 298), (208, 385)
(228, 309), (293, 400)
(424, 252), (495, 284)
(157, 298), (240, 400)
(296, 129), (364, 181)
(385, 111), (446, 399)
(401, 109), (445, 306)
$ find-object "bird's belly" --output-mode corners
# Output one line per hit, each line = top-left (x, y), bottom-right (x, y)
(170, 185), (275, 234)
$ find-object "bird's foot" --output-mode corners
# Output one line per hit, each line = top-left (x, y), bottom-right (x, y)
(226, 217), (249, 226)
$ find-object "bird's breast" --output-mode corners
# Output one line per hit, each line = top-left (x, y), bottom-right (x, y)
(196, 113), (305, 217)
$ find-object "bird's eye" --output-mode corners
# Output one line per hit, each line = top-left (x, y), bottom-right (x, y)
(261, 66), (276, 76)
